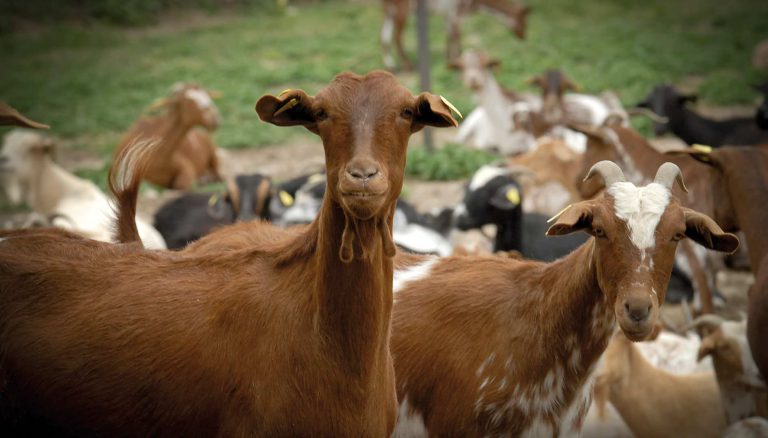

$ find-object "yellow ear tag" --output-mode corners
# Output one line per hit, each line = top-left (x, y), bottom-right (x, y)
(506, 187), (520, 205)
(279, 190), (294, 206)
(208, 193), (220, 207)
(273, 97), (298, 116)
(440, 95), (463, 119)
(547, 204), (572, 223)
(279, 89), (293, 97)
(692, 144), (712, 153)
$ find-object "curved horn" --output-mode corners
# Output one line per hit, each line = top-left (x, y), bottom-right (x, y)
(653, 162), (688, 193)
(687, 314), (725, 332)
(583, 160), (626, 187)
(627, 107), (669, 124)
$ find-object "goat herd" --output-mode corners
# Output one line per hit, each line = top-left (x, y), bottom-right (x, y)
(1, 1), (768, 437)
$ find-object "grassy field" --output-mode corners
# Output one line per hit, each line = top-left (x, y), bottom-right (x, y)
(1, 0), (766, 174)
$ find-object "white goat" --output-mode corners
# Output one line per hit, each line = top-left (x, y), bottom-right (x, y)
(0, 129), (166, 249)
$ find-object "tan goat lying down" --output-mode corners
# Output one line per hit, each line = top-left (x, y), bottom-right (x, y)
(0, 129), (166, 249)
(0, 71), (459, 436)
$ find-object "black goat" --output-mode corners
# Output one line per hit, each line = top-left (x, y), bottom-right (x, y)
(635, 84), (768, 146)
(154, 173), (273, 249)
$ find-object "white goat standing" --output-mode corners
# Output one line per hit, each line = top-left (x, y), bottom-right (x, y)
(0, 129), (166, 249)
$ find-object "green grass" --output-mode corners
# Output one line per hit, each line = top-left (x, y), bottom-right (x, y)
(407, 143), (496, 180)
(1, 0), (766, 183)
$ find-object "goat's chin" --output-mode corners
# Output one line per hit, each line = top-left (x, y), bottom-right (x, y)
(617, 319), (654, 342)
(340, 194), (387, 221)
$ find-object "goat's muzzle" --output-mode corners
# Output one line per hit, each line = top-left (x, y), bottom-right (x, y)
(338, 160), (389, 221)
(615, 288), (658, 341)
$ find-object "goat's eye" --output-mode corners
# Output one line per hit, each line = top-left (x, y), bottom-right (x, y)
(401, 107), (414, 119)
(315, 109), (328, 121)
(593, 227), (606, 238)
(671, 233), (685, 242)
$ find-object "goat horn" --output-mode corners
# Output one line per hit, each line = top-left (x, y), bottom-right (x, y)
(687, 314), (725, 332)
(583, 160), (626, 187)
(653, 162), (688, 193)
(627, 107), (669, 124)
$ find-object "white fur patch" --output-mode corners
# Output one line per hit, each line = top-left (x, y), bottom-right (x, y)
(185, 89), (213, 109)
(468, 165), (509, 191)
(392, 397), (428, 438)
(606, 182), (671, 256)
(558, 373), (594, 437)
(0, 237), (6, 244)
(380, 17), (394, 43)
(393, 257), (438, 295)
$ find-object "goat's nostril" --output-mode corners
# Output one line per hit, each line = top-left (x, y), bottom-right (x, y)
(624, 302), (630, 312)
(347, 167), (379, 180)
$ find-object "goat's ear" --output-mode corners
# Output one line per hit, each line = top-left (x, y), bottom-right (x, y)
(697, 336), (717, 362)
(682, 207), (739, 253)
(412, 93), (460, 132)
(526, 75), (545, 89)
(486, 59), (501, 70)
(0, 102), (49, 129)
(489, 184), (521, 210)
(561, 74), (581, 93)
(665, 146), (721, 168)
(447, 59), (464, 70)
(255, 90), (318, 134)
(677, 94), (697, 105)
(546, 202), (593, 236)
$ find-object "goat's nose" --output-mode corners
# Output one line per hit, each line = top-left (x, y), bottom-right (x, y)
(624, 297), (651, 323)
(346, 163), (379, 181)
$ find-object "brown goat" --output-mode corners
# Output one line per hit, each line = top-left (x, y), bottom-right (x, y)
(0, 71), (458, 436)
(380, 0), (529, 70)
(390, 161), (738, 436)
(674, 146), (768, 386)
(114, 83), (221, 190)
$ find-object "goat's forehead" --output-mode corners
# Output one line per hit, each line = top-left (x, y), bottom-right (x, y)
(319, 73), (411, 108)
(605, 182), (672, 250)
(184, 89), (213, 109)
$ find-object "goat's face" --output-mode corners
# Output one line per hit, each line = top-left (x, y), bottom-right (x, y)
(256, 71), (458, 222)
(529, 70), (579, 125)
(635, 85), (696, 136)
(0, 130), (54, 204)
(448, 50), (500, 92)
(453, 165), (522, 230)
(170, 84), (221, 130)
(549, 161), (738, 341)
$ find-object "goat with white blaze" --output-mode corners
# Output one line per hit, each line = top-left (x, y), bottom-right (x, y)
(390, 161), (739, 436)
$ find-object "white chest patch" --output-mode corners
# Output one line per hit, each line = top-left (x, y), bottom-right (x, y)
(392, 397), (428, 438)
(468, 165), (509, 191)
(185, 89), (213, 109)
(393, 257), (438, 295)
(606, 182), (670, 255)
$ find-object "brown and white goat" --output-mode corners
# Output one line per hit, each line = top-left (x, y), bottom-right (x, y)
(450, 50), (540, 155)
(115, 82), (222, 190)
(381, 0), (529, 70)
(572, 123), (720, 314)
(0, 71), (458, 436)
(690, 314), (768, 423)
(592, 330), (725, 438)
(675, 146), (768, 390)
(390, 161), (738, 436)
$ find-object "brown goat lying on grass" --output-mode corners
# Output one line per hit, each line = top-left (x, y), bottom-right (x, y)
(0, 71), (459, 436)
(115, 82), (222, 190)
